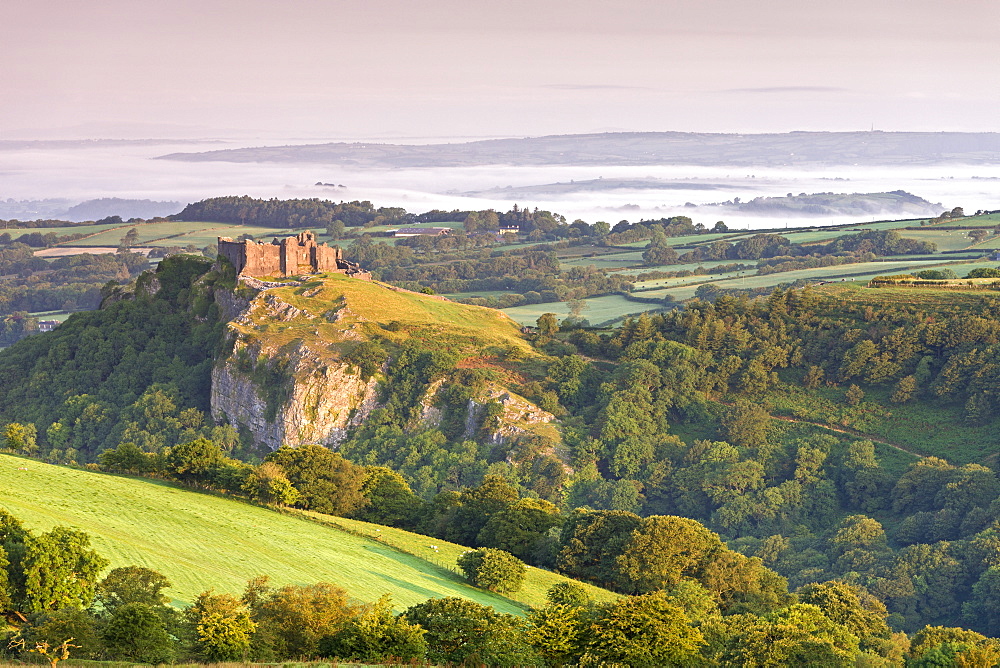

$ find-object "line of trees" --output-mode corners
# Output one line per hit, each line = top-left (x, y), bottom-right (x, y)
(5, 509), (1000, 666)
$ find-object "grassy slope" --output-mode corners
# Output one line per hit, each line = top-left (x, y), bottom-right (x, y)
(233, 274), (536, 365)
(302, 514), (618, 609)
(0, 455), (618, 613)
(502, 294), (662, 327)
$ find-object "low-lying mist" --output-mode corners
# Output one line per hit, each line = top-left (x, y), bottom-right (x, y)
(3, 138), (999, 228)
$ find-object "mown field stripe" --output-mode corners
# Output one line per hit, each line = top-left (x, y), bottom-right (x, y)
(0, 455), (525, 614)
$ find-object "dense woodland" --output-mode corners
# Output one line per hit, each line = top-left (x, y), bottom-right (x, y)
(3, 233), (1000, 663)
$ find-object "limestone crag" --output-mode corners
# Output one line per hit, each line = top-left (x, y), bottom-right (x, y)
(418, 379), (446, 429)
(211, 288), (380, 450)
(211, 339), (379, 450)
(213, 287), (252, 322)
(464, 387), (556, 445)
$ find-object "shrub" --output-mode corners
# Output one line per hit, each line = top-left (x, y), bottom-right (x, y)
(457, 548), (526, 593)
(546, 581), (591, 607)
(966, 267), (1000, 279)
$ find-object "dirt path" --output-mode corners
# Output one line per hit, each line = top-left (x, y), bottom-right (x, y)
(714, 398), (924, 459)
(766, 413), (924, 458)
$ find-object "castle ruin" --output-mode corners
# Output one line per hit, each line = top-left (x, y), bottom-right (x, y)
(217, 231), (370, 279)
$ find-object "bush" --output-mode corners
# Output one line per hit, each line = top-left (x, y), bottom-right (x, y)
(546, 581), (591, 607)
(966, 267), (1000, 279)
(457, 548), (526, 593)
(916, 269), (957, 280)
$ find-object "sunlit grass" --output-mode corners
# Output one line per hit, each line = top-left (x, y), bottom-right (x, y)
(0, 455), (532, 614)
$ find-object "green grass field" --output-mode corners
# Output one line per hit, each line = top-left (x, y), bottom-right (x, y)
(0, 455), (614, 613)
(613, 232), (731, 248)
(165, 225), (291, 247)
(559, 251), (645, 269)
(5, 223), (124, 237)
(502, 294), (667, 326)
(27, 310), (75, 322)
(73, 222), (226, 246)
(969, 235), (1000, 250)
(244, 274), (537, 360)
(894, 228), (978, 252)
(303, 514), (618, 610)
(442, 289), (510, 300)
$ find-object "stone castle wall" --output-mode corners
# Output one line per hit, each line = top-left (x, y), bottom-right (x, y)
(218, 231), (368, 279)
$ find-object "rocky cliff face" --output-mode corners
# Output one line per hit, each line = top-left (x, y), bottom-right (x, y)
(211, 345), (380, 450)
(211, 280), (381, 450)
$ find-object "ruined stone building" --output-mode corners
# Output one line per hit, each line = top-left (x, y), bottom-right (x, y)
(217, 231), (370, 279)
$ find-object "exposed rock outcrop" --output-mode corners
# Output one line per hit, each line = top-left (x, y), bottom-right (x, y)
(211, 343), (380, 450)
(465, 388), (557, 445)
(211, 287), (380, 450)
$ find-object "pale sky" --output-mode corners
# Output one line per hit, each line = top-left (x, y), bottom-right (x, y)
(2, 0), (998, 139)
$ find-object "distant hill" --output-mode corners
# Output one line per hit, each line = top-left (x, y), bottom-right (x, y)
(158, 131), (1000, 168)
(0, 197), (182, 222)
(466, 177), (730, 197)
(65, 197), (182, 222)
(707, 190), (944, 218)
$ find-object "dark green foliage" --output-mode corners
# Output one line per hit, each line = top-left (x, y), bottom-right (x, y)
(187, 590), (255, 661)
(546, 581), (591, 607)
(964, 566), (1000, 636)
(344, 340), (388, 380)
(457, 548), (526, 593)
(615, 515), (725, 593)
(915, 269), (958, 280)
(242, 581), (358, 659)
(402, 597), (537, 666)
(378, 342), (458, 428)
(908, 625), (1000, 664)
(716, 603), (861, 666)
(166, 437), (227, 483)
(265, 444), (367, 516)
(526, 602), (589, 666)
(101, 602), (176, 663)
(8, 525), (109, 613)
(352, 466), (423, 528)
(586, 591), (705, 667)
(476, 497), (563, 565)
(174, 196), (382, 228)
(966, 267), (1000, 278)
(22, 607), (102, 659)
(95, 566), (171, 614)
(797, 581), (891, 652)
(318, 595), (427, 663)
(440, 474), (520, 546)
(0, 245), (150, 324)
(0, 255), (223, 462)
(556, 509), (642, 588)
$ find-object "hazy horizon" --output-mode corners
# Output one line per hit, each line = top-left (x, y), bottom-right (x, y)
(4, 138), (999, 229)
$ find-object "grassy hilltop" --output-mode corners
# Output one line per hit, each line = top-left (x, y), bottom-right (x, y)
(231, 273), (536, 362)
(0, 454), (613, 612)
